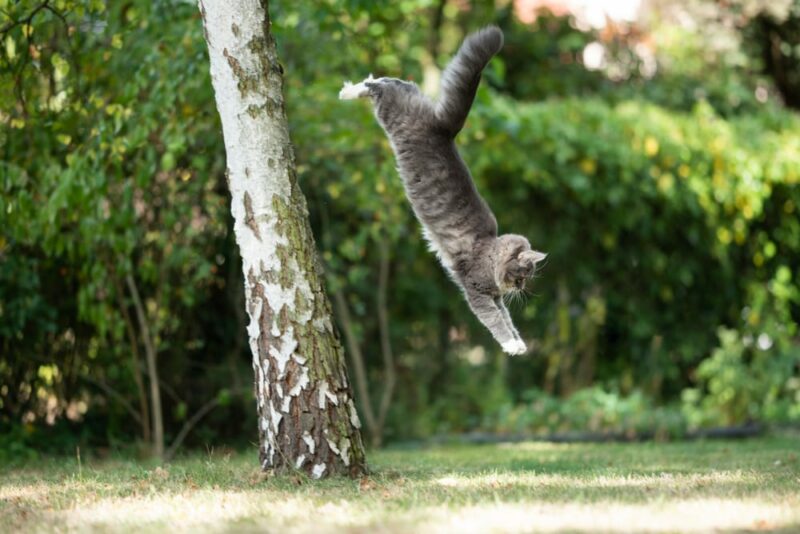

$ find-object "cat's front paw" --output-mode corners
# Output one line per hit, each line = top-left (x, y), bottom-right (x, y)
(501, 339), (526, 355)
(338, 75), (376, 100)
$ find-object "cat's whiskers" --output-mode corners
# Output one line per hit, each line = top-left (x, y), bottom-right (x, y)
(504, 287), (527, 308)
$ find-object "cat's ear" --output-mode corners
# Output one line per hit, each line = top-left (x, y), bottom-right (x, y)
(519, 250), (547, 264)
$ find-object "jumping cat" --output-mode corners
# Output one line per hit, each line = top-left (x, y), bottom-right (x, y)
(339, 26), (546, 355)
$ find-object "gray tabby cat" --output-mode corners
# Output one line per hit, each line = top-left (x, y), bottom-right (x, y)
(339, 26), (546, 355)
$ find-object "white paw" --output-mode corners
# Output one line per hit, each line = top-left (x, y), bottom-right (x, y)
(501, 339), (526, 355)
(338, 74), (375, 100)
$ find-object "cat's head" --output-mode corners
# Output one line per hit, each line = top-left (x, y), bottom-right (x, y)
(494, 234), (547, 294)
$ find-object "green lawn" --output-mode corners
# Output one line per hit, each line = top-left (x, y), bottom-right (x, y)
(2, 435), (799, 532)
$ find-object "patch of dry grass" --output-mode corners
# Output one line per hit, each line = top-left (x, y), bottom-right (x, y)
(1, 435), (798, 532)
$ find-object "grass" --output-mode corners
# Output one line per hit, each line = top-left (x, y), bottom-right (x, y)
(2, 435), (799, 533)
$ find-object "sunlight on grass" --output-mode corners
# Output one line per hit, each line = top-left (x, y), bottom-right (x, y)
(2, 436), (798, 533)
(54, 493), (798, 533)
(61, 492), (371, 532)
(429, 499), (797, 533)
(434, 469), (754, 490)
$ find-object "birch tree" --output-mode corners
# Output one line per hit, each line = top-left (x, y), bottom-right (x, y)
(198, 0), (367, 478)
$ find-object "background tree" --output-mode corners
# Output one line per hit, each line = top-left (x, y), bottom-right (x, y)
(197, 0), (367, 477)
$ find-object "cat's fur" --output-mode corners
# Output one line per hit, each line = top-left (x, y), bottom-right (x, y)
(339, 27), (546, 355)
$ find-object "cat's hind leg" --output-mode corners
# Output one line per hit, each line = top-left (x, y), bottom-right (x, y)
(338, 74), (376, 100)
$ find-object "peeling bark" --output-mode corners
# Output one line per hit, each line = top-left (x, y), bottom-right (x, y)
(199, 0), (367, 477)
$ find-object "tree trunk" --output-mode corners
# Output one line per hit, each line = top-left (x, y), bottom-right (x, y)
(198, 0), (367, 477)
(126, 273), (164, 459)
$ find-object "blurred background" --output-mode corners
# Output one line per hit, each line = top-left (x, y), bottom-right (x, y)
(1, 0), (799, 461)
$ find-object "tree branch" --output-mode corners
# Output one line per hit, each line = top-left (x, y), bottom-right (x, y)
(375, 238), (396, 438)
(163, 388), (248, 461)
(0, 0), (50, 37)
(126, 273), (165, 459)
(112, 272), (151, 443)
(332, 288), (378, 441)
(79, 374), (142, 426)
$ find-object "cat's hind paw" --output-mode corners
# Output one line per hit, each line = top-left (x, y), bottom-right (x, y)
(501, 339), (527, 356)
(339, 74), (375, 100)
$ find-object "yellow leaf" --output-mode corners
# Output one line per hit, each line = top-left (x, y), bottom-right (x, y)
(5, 36), (15, 60)
(10, 118), (25, 129)
(660, 286), (673, 302)
(644, 136), (659, 157)
(657, 173), (674, 192)
(57, 134), (72, 145)
(51, 53), (69, 79)
(716, 227), (731, 245)
(579, 158), (596, 175)
(111, 34), (123, 49)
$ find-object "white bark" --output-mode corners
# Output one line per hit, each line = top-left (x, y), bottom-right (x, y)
(199, 0), (366, 476)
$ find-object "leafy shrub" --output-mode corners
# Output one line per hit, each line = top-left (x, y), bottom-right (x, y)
(682, 276), (800, 428)
(485, 386), (686, 438)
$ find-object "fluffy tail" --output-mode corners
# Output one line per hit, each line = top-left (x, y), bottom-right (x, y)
(435, 26), (503, 135)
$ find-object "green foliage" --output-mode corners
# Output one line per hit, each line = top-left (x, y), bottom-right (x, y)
(1, 1), (250, 449)
(746, 0), (800, 109)
(488, 386), (686, 437)
(459, 94), (798, 403)
(683, 283), (800, 427)
(494, 9), (608, 101)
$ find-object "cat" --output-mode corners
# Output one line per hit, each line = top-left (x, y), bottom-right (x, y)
(339, 26), (546, 355)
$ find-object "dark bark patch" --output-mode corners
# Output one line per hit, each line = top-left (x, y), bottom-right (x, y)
(274, 243), (294, 289)
(243, 191), (261, 241)
(199, 0), (209, 43)
(223, 48), (259, 97)
(231, 23), (240, 37)
(245, 97), (280, 119)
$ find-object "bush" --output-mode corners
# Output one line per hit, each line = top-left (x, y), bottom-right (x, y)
(485, 386), (686, 438)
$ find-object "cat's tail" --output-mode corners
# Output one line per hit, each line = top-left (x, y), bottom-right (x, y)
(435, 26), (503, 136)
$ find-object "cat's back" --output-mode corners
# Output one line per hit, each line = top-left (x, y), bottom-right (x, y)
(393, 131), (497, 259)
